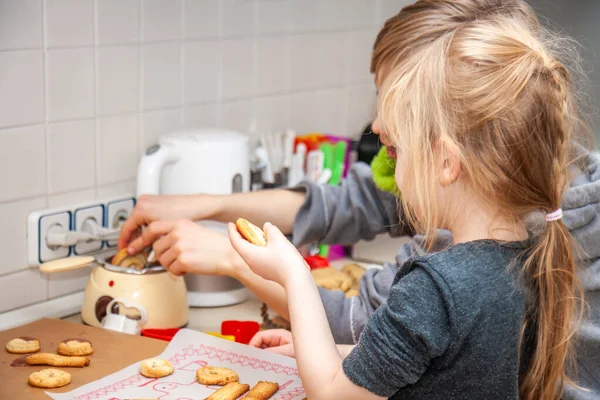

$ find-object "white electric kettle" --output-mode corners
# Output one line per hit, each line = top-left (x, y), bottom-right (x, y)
(137, 129), (251, 307)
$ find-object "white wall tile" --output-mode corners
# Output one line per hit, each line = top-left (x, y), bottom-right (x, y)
(347, 84), (376, 135)
(0, 50), (44, 128)
(0, 0), (43, 50)
(184, 41), (220, 105)
(142, 43), (180, 110)
(345, 30), (376, 83)
(183, 0), (219, 39)
(290, 0), (318, 32)
(45, 0), (93, 47)
(316, 0), (345, 30)
(313, 88), (349, 136)
(47, 120), (96, 193)
(97, 180), (136, 199)
(0, 269), (48, 312)
(97, 114), (139, 185)
(320, 32), (347, 86)
(96, 0), (140, 45)
(97, 46), (140, 116)
(48, 188), (96, 207)
(221, 0), (255, 38)
(290, 34), (321, 90)
(253, 95), (289, 134)
(289, 91), (317, 133)
(256, 0), (291, 35)
(219, 99), (253, 134)
(379, 0), (412, 24)
(46, 48), (94, 121)
(290, 32), (348, 89)
(0, 125), (46, 202)
(184, 103), (218, 129)
(255, 36), (289, 95)
(345, 0), (377, 29)
(290, 89), (350, 135)
(0, 197), (47, 275)
(141, 108), (182, 149)
(221, 39), (255, 100)
(142, 0), (180, 42)
(48, 267), (90, 298)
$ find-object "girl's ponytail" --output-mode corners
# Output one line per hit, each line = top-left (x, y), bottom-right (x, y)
(520, 212), (583, 399)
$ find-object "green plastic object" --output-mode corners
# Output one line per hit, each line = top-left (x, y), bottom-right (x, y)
(320, 143), (334, 176)
(330, 141), (348, 185)
(318, 244), (330, 258)
(371, 146), (399, 194)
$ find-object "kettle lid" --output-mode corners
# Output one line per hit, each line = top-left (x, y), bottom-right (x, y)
(161, 129), (248, 145)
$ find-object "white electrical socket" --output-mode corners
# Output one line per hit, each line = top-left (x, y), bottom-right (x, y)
(74, 205), (104, 255)
(28, 211), (72, 265)
(27, 196), (136, 267)
(105, 198), (136, 248)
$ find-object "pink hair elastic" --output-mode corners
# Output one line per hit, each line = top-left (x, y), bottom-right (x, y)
(545, 208), (563, 222)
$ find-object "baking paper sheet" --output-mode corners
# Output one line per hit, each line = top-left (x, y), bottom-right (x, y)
(47, 329), (305, 400)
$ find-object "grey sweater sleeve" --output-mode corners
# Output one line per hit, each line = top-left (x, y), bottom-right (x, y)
(320, 239), (426, 344)
(289, 162), (411, 247)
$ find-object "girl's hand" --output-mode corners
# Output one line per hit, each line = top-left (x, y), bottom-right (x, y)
(249, 329), (296, 358)
(227, 222), (308, 288)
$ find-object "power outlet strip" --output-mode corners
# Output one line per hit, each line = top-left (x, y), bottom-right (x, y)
(27, 196), (136, 266)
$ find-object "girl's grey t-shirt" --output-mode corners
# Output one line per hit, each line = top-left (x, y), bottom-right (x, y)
(343, 240), (532, 399)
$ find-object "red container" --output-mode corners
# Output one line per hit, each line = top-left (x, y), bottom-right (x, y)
(221, 320), (260, 345)
(141, 328), (180, 342)
(304, 255), (329, 270)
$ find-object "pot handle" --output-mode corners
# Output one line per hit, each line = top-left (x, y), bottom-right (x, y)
(39, 256), (95, 274)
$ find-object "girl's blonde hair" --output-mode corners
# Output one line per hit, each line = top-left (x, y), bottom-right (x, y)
(375, 1), (586, 399)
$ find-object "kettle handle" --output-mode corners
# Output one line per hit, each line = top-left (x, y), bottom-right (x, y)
(136, 144), (180, 196)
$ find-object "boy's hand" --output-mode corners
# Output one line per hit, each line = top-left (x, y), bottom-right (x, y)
(227, 222), (308, 288)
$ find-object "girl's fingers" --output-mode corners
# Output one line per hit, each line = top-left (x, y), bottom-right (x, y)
(227, 223), (257, 259)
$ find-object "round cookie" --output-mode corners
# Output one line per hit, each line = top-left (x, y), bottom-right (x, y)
(6, 337), (40, 354)
(28, 369), (71, 389)
(139, 358), (174, 378)
(57, 338), (94, 356)
(235, 218), (267, 247)
(111, 248), (147, 270)
(196, 366), (239, 386)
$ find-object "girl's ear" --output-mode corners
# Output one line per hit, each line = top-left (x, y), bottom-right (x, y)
(438, 137), (461, 187)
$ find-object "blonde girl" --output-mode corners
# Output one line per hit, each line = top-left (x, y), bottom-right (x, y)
(228, 1), (586, 399)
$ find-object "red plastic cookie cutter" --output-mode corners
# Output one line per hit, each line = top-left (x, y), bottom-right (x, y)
(221, 320), (260, 345)
(141, 328), (180, 342)
(304, 255), (329, 270)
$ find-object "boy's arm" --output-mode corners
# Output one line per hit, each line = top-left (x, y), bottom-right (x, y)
(290, 162), (412, 247)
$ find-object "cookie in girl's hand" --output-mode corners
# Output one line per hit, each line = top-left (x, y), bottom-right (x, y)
(235, 218), (267, 247)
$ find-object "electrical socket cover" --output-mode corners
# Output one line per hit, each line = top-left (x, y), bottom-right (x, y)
(28, 211), (72, 265)
(105, 198), (136, 247)
(74, 205), (104, 255)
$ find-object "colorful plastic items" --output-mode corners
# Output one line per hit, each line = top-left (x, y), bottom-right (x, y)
(206, 332), (236, 341)
(304, 255), (329, 270)
(221, 320), (260, 345)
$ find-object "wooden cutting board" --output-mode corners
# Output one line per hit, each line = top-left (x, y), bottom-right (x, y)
(0, 318), (167, 399)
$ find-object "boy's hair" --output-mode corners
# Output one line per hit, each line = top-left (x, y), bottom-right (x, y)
(374, 1), (586, 399)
